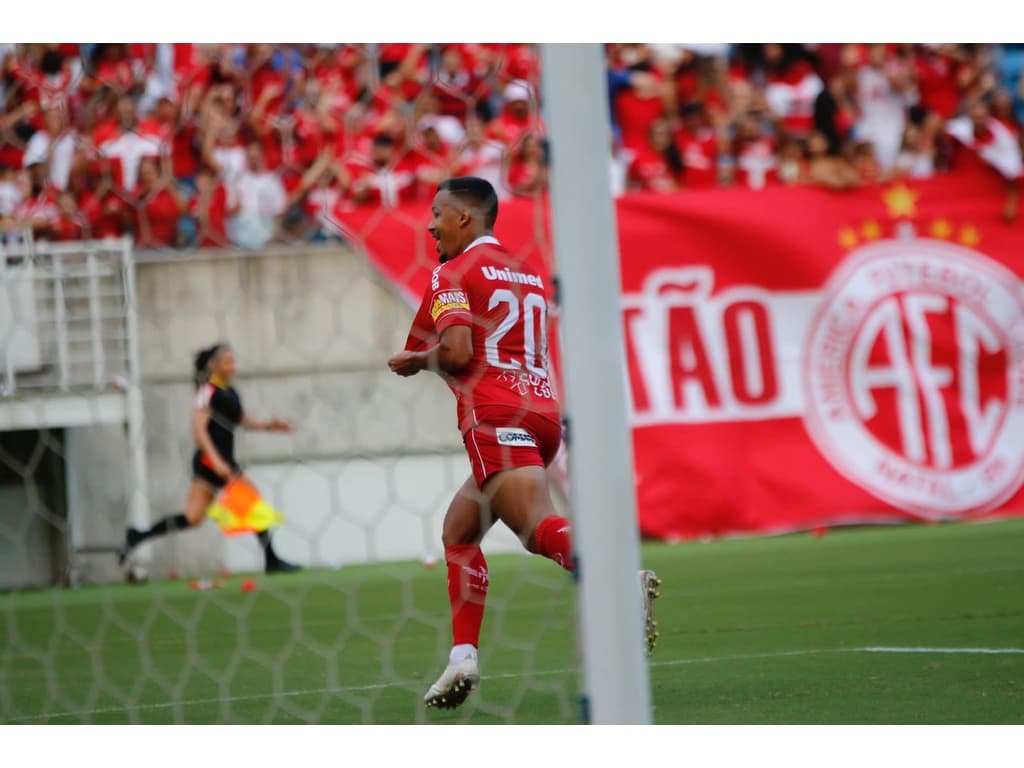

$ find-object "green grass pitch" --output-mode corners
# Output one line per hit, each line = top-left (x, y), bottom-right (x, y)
(2, 517), (1022, 724)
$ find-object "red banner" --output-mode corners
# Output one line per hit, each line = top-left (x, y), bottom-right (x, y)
(339, 170), (1024, 540)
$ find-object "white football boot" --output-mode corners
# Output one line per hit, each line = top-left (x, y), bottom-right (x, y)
(423, 656), (481, 710)
(639, 569), (662, 656)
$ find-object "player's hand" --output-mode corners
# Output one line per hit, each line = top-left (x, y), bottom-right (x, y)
(268, 417), (292, 433)
(388, 351), (424, 377)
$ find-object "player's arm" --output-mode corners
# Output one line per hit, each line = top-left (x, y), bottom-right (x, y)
(388, 325), (473, 376)
(241, 413), (292, 432)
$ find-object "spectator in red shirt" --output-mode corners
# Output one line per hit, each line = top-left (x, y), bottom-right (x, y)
(672, 51), (729, 129)
(673, 49), (703, 107)
(487, 80), (538, 148)
(433, 46), (488, 121)
(309, 45), (365, 110)
(10, 164), (60, 239)
(247, 45), (288, 117)
(409, 122), (454, 195)
(140, 97), (199, 188)
(97, 45), (138, 91)
(14, 45), (79, 117)
(914, 44), (964, 120)
(244, 45), (292, 173)
(613, 64), (669, 153)
(4, 40), (1018, 238)
(78, 159), (133, 239)
(53, 189), (87, 241)
(134, 156), (188, 248)
(506, 133), (547, 197)
(191, 164), (232, 247)
(675, 102), (719, 188)
(499, 43), (540, 86)
(289, 78), (337, 170)
(763, 43), (824, 139)
(378, 43), (429, 103)
(629, 118), (682, 192)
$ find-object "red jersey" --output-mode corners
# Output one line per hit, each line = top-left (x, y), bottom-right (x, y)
(191, 183), (229, 247)
(404, 238), (560, 433)
(80, 190), (130, 239)
(915, 51), (962, 120)
(137, 188), (180, 247)
(628, 144), (678, 191)
(53, 211), (86, 241)
(487, 111), (538, 148)
(615, 83), (665, 151)
(675, 127), (718, 188)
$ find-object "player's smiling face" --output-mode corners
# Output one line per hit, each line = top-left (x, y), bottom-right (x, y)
(429, 190), (466, 262)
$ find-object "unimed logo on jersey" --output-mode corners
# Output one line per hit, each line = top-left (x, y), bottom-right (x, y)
(430, 290), (470, 321)
(803, 239), (1024, 519)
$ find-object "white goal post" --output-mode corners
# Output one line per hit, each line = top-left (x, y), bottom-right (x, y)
(540, 43), (653, 724)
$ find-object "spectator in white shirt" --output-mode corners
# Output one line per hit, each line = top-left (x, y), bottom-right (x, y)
(227, 142), (286, 249)
(0, 165), (21, 218)
(98, 96), (162, 191)
(22, 108), (77, 190)
(892, 124), (936, 179)
(855, 44), (914, 173)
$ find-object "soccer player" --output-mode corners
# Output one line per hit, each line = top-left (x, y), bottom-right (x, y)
(388, 176), (659, 710)
(119, 343), (300, 573)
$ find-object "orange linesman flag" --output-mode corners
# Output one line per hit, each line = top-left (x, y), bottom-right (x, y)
(207, 478), (284, 536)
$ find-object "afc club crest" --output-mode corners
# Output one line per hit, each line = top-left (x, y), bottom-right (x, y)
(803, 238), (1024, 519)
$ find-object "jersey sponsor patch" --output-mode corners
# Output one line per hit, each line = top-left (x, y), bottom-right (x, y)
(495, 427), (538, 447)
(430, 290), (470, 321)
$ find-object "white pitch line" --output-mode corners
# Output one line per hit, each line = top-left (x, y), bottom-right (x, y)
(2, 681), (399, 723)
(5, 646), (1022, 723)
(649, 649), (834, 667)
(857, 646), (1024, 655)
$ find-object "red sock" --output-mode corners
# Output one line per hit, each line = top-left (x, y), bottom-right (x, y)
(530, 515), (575, 572)
(445, 544), (489, 648)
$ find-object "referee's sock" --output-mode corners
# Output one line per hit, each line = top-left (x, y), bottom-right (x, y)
(136, 513), (190, 543)
(529, 515), (574, 572)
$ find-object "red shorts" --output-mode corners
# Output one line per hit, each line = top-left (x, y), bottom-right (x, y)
(462, 406), (563, 488)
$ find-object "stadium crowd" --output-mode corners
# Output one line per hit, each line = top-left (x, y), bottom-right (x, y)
(1, 43), (1022, 250)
